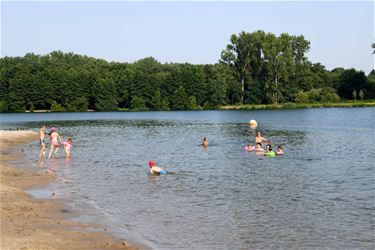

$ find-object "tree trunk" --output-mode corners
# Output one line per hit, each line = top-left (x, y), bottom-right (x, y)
(241, 76), (244, 103)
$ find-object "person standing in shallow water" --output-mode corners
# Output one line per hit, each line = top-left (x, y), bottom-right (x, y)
(255, 132), (269, 144)
(48, 127), (62, 159)
(39, 124), (46, 158)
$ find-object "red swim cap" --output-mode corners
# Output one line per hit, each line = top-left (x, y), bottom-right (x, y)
(149, 160), (155, 167)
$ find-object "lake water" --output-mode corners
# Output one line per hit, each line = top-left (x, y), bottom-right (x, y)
(1, 108), (374, 249)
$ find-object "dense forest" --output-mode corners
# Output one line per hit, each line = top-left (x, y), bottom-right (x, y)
(1, 30), (374, 112)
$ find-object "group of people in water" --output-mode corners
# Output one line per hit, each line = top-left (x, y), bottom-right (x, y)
(39, 124), (73, 159)
(39, 120), (281, 175)
(244, 131), (283, 157)
(149, 122), (284, 175)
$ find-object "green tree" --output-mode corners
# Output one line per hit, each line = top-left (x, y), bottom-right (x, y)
(130, 96), (148, 111)
(51, 102), (65, 112)
(67, 96), (89, 111)
(359, 89), (364, 100)
(186, 96), (197, 110)
(170, 86), (188, 110)
(0, 100), (8, 112)
(352, 89), (357, 101)
(92, 78), (118, 111)
(338, 69), (366, 99)
(150, 89), (162, 111)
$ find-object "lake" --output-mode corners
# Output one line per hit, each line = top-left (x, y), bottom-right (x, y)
(1, 108), (374, 249)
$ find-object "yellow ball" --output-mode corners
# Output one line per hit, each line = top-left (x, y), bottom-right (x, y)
(249, 119), (257, 128)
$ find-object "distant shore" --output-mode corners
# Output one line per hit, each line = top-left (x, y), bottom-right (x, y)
(16, 100), (375, 113)
(219, 101), (375, 110)
(0, 130), (138, 250)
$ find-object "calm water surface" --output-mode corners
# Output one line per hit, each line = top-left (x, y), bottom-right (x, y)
(1, 108), (374, 249)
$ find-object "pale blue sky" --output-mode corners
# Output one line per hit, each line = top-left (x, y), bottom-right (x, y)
(1, 1), (374, 73)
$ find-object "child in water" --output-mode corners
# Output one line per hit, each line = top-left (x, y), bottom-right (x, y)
(202, 137), (209, 147)
(244, 144), (255, 151)
(62, 138), (73, 158)
(39, 124), (46, 158)
(276, 145), (283, 155)
(48, 127), (62, 159)
(264, 144), (275, 157)
(149, 160), (167, 175)
(255, 142), (264, 152)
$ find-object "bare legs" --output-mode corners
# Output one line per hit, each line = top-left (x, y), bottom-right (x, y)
(48, 145), (59, 159)
(39, 143), (45, 158)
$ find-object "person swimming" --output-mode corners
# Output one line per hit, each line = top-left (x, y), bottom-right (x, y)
(276, 145), (283, 155)
(263, 144), (275, 157)
(244, 144), (255, 151)
(202, 137), (208, 147)
(149, 160), (167, 175)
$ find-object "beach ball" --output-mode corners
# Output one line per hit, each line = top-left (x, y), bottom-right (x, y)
(249, 119), (257, 128)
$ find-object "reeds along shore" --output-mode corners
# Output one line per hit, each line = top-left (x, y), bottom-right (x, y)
(0, 130), (138, 250)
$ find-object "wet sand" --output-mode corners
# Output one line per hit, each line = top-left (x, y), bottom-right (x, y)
(0, 130), (138, 250)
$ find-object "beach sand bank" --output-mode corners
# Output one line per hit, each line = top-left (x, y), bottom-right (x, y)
(0, 130), (138, 250)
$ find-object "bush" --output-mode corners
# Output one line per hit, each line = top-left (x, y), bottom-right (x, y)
(295, 88), (340, 103)
(186, 96), (197, 110)
(67, 96), (89, 112)
(130, 96), (148, 111)
(295, 91), (309, 103)
(51, 102), (65, 112)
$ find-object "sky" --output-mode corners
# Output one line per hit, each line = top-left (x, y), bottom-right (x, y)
(1, 1), (374, 73)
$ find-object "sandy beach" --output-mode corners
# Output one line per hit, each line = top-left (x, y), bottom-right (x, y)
(0, 130), (138, 250)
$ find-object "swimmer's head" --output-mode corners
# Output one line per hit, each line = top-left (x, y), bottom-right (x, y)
(40, 124), (45, 129)
(149, 160), (155, 168)
(256, 142), (262, 147)
(50, 127), (56, 132)
(278, 145), (282, 149)
(267, 144), (272, 151)
(67, 138), (73, 143)
(256, 132), (261, 136)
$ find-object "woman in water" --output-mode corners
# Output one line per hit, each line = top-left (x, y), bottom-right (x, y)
(48, 127), (62, 159)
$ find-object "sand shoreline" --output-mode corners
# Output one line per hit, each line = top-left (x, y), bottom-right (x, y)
(0, 130), (138, 250)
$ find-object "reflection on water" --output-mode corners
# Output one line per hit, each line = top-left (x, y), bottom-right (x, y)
(2, 108), (374, 249)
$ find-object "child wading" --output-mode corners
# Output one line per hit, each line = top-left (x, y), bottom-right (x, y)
(62, 138), (73, 158)
(48, 127), (62, 159)
(39, 124), (46, 158)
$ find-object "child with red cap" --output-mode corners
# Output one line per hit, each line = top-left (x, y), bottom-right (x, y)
(149, 160), (167, 175)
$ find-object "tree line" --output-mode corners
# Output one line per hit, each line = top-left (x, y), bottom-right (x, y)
(1, 30), (374, 112)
